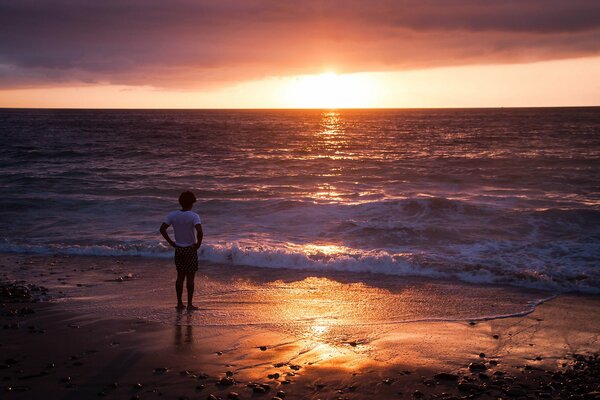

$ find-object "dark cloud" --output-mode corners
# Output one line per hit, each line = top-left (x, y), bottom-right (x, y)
(0, 0), (599, 88)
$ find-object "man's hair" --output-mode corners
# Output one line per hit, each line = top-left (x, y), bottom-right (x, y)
(178, 191), (197, 208)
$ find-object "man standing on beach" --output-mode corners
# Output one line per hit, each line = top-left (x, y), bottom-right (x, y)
(159, 191), (203, 311)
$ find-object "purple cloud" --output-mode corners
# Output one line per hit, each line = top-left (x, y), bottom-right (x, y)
(1, 0), (599, 88)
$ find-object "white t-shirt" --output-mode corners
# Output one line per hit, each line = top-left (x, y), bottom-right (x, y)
(165, 210), (202, 247)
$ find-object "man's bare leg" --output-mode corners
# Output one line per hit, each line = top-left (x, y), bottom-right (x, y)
(186, 271), (198, 310)
(175, 270), (186, 310)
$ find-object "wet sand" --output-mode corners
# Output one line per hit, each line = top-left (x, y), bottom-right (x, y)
(1, 254), (599, 399)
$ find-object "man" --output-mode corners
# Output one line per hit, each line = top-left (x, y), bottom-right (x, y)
(159, 191), (203, 311)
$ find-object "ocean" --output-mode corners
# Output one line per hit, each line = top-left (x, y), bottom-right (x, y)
(1, 107), (599, 293)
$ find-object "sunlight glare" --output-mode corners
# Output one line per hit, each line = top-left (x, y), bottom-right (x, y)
(283, 72), (380, 108)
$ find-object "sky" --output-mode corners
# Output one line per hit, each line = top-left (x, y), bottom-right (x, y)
(0, 0), (599, 108)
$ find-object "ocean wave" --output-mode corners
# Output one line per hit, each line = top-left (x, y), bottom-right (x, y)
(1, 239), (598, 294)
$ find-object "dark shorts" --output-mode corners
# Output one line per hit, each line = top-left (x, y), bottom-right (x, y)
(174, 246), (198, 273)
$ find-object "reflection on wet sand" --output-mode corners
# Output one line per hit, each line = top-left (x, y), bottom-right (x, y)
(174, 312), (193, 348)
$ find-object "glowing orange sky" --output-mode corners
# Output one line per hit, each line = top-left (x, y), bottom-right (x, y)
(0, 1), (599, 108)
(2, 57), (599, 109)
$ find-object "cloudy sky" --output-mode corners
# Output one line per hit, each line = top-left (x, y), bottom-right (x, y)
(1, 0), (599, 108)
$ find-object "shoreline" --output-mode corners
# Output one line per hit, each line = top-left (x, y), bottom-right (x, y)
(1, 253), (599, 399)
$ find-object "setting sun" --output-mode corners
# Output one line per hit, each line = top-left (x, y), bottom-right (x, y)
(282, 72), (380, 108)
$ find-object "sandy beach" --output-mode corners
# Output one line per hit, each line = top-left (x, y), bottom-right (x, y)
(2, 253), (599, 399)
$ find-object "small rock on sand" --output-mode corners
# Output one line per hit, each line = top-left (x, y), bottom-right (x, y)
(218, 377), (234, 386)
(434, 372), (459, 381)
(469, 362), (487, 371)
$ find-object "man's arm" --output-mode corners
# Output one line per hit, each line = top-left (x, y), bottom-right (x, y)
(194, 224), (203, 250)
(159, 223), (176, 248)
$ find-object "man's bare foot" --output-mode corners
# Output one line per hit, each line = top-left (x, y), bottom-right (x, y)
(176, 303), (186, 310)
(187, 304), (199, 311)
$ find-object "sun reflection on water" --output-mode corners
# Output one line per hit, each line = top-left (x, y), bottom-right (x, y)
(318, 111), (343, 136)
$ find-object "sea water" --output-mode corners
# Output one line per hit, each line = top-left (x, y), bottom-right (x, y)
(1, 108), (599, 293)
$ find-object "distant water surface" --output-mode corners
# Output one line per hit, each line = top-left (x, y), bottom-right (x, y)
(1, 108), (599, 292)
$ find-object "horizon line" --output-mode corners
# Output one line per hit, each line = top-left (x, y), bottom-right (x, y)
(1, 105), (599, 111)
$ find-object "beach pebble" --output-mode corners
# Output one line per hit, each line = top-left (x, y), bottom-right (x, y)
(272, 397), (283, 400)
(479, 353), (486, 358)
(489, 360), (499, 366)
(267, 373), (280, 379)
(196, 384), (205, 391)
(289, 365), (301, 371)
(434, 372), (459, 381)
(493, 334), (500, 339)
(133, 382), (142, 389)
(206, 395), (218, 400)
(259, 346), (268, 351)
(154, 367), (169, 374)
(382, 378), (393, 385)
(216, 352), (223, 356)
(227, 392), (240, 399)
(276, 390), (286, 398)
(225, 370), (234, 377)
(61, 376), (71, 383)
(412, 389), (424, 398)
(468, 362), (487, 371)
(218, 377), (234, 386)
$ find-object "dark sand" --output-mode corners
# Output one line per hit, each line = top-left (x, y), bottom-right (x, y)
(1, 253), (599, 399)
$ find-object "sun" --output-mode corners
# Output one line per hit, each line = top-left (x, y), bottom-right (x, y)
(282, 72), (380, 108)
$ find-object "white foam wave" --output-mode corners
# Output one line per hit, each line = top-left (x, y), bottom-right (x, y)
(1, 240), (599, 294)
